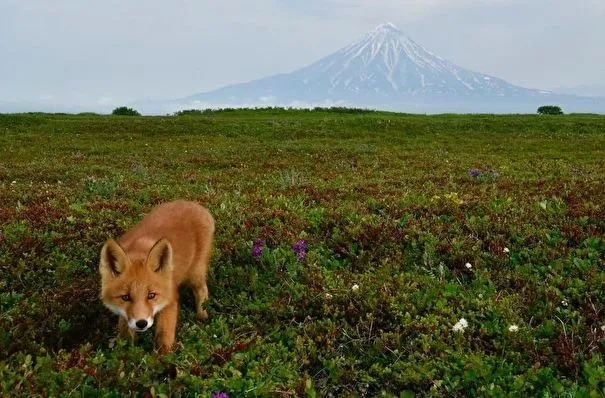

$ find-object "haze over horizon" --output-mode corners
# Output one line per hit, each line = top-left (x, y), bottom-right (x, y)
(1, 0), (604, 112)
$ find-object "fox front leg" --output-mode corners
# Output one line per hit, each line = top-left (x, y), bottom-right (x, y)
(155, 301), (178, 354)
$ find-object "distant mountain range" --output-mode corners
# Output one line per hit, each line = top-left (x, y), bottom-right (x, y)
(134, 23), (604, 114)
(550, 84), (605, 98)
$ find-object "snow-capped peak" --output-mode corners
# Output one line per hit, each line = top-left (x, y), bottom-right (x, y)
(292, 22), (530, 97)
(344, 23), (445, 71)
(374, 22), (399, 32)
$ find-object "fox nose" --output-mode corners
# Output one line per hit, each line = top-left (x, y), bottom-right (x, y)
(135, 319), (148, 329)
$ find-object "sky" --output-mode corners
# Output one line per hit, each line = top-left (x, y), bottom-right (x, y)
(1, 0), (604, 110)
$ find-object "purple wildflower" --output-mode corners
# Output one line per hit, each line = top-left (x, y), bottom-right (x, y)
(468, 169), (482, 177)
(211, 393), (229, 398)
(252, 239), (265, 259)
(292, 240), (307, 262)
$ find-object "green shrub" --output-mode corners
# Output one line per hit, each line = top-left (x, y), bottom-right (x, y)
(174, 109), (205, 116)
(537, 105), (563, 115)
(111, 106), (141, 116)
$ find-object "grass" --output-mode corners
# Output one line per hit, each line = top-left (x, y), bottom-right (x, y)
(0, 109), (604, 396)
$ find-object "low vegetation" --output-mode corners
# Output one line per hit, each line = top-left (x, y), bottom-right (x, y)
(0, 110), (603, 396)
(173, 107), (380, 117)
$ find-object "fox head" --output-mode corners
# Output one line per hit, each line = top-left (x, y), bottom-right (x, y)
(99, 238), (174, 332)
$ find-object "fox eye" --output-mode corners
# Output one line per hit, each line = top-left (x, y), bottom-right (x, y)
(147, 292), (156, 300)
(121, 294), (131, 301)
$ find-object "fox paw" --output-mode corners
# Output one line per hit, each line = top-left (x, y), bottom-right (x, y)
(197, 309), (209, 321)
(157, 342), (174, 354)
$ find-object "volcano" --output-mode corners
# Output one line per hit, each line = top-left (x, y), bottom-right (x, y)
(136, 23), (604, 114)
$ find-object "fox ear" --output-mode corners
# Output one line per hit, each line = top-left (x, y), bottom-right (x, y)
(100, 239), (129, 278)
(147, 238), (173, 274)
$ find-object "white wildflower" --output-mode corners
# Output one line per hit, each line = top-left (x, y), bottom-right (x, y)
(465, 262), (472, 269)
(601, 325), (605, 332)
(508, 325), (519, 333)
(351, 284), (359, 292)
(452, 318), (468, 333)
(503, 247), (510, 253)
(561, 300), (568, 307)
(325, 293), (333, 300)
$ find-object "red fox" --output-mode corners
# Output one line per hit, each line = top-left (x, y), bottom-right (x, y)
(99, 200), (214, 353)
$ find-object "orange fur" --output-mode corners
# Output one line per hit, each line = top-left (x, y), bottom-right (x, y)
(99, 200), (214, 353)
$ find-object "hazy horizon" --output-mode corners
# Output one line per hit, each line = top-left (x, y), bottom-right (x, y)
(2, 0), (604, 112)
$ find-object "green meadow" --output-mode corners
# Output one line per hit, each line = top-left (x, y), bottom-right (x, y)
(0, 109), (604, 396)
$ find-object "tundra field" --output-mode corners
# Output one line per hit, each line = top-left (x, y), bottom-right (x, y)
(0, 109), (604, 396)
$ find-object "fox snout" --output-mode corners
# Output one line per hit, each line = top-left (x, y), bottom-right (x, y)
(129, 317), (154, 332)
(106, 303), (155, 332)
